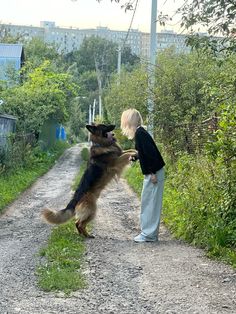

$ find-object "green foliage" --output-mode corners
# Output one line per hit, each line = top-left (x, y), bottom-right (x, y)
(104, 65), (148, 124)
(180, 0), (236, 54)
(78, 70), (98, 94)
(163, 154), (236, 267)
(2, 63), (21, 85)
(63, 36), (140, 118)
(103, 36), (236, 268)
(67, 99), (87, 143)
(125, 153), (236, 267)
(0, 35), (140, 143)
(124, 162), (143, 197)
(37, 221), (86, 293)
(105, 49), (235, 155)
(81, 147), (89, 162)
(210, 104), (236, 165)
(114, 129), (134, 150)
(1, 61), (77, 134)
(55, 36), (140, 137)
(105, 50), (235, 156)
(203, 54), (236, 164)
(0, 135), (32, 171)
(154, 48), (219, 153)
(65, 36), (139, 79)
(24, 38), (61, 70)
(76, 36), (118, 77)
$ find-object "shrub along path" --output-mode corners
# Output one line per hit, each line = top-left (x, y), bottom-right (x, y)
(0, 144), (235, 314)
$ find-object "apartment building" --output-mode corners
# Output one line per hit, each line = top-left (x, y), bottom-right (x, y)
(1, 22), (189, 56)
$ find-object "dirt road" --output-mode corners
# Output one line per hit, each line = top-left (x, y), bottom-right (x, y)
(0, 144), (235, 314)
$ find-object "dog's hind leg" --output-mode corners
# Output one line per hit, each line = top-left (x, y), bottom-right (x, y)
(79, 215), (95, 238)
(75, 199), (96, 238)
(75, 219), (84, 236)
(75, 218), (94, 238)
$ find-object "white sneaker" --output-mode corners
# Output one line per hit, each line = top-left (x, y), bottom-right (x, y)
(133, 234), (157, 243)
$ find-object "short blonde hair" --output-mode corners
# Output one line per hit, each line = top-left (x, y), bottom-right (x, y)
(121, 108), (143, 139)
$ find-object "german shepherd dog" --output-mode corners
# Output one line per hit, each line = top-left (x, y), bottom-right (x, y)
(42, 123), (137, 237)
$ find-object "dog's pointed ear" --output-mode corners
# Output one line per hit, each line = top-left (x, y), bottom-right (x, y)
(86, 124), (97, 134)
(106, 124), (116, 132)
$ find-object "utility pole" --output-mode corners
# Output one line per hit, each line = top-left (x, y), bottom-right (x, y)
(95, 58), (102, 120)
(89, 104), (92, 124)
(92, 99), (96, 122)
(88, 103), (92, 142)
(147, 0), (157, 137)
(117, 45), (122, 85)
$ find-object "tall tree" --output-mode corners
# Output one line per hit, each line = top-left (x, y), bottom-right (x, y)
(180, 0), (236, 54)
(24, 38), (62, 70)
(63, 35), (139, 121)
(65, 36), (139, 85)
(104, 65), (148, 124)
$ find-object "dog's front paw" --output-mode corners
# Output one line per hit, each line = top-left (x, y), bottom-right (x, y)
(129, 152), (139, 161)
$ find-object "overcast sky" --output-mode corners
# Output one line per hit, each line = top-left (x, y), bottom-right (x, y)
(0, 0), (185, 33)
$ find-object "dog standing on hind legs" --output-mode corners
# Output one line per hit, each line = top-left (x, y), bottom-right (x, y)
(42, 123), (137, 238)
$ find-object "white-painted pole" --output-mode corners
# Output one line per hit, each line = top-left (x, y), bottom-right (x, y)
(92, 99), (96, 122)
(89, 104), (92, 124)
(147, 0), (157, 137)
(117, 45), (121, 85)
(95, 59), (103, 120)
(88, 104), (92, 142)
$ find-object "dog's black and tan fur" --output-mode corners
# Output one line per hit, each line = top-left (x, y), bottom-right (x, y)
(42, 123), (137, 237)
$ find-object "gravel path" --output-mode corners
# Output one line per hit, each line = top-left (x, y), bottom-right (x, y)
(0, 144), (235, 314)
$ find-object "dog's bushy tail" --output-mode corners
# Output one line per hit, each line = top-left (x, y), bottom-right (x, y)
(42, 207), (75, 224)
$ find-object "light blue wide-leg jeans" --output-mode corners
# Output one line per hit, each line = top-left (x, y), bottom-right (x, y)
(140, 167), (165, 240)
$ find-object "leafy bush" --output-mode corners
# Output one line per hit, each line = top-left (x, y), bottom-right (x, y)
(0, 135), (36, 172)
(0, 61), (77, 135)
(124, 142), (236, 267)
(163, 153), (236, 267)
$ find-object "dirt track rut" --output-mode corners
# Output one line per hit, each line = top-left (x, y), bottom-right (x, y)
(0, 144), (235, 314)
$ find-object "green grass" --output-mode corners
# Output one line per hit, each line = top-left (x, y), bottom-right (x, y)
(0, 142), (69, 214)
(72, 146), (89, 190)
(37, 221), (86, 294)
(72, 159), (87, 190)
(37, 146), (89, 294)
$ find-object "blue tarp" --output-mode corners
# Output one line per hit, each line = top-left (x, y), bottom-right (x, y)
(56, 126), (67, 141)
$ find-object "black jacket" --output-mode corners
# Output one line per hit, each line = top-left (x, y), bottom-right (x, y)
(135, 126), (165, 175)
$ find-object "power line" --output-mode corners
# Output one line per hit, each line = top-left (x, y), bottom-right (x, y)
(121, 0), (139, 49)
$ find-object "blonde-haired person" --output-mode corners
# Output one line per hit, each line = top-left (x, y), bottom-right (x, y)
(121, 109), (165, 242)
